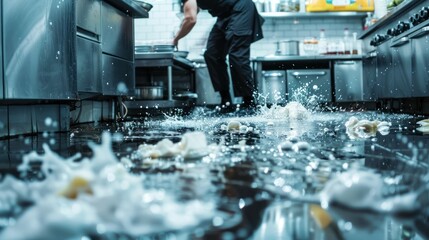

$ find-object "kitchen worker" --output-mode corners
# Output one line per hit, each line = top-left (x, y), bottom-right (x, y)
(173, 0), (264, 113)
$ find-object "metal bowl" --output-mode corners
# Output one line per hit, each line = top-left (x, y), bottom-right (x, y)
(174, 51), (189, 58)
(135, 86), (163, 100)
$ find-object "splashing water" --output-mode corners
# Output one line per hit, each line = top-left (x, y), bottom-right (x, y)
(0, 132), (216, 239)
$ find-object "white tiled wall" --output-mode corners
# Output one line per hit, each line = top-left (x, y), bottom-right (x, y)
(134, 0), (364, 58)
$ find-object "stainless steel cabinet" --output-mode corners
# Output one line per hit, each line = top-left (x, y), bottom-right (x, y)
(334, 61), (363, 102)
(259, 71), (287, 104)
(3, 0), (77, 99)
(376, 42), (394, 99)
(76, 0), (102, 98)
(102, 54), (134, 96)
(0, 1), (2, 100)
(390, 37), (412, 98)
(410, 26), (429, 97)
(76, 0), (101, 38)
(101, 2), (134, 61)
(77, 37), (102, 96)
(362, 51), (377, 101)
(0, 107), (7, 138)
(286, 69), (332, 102)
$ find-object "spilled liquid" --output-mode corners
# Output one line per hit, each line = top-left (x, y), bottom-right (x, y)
(0, 100), (428, 239)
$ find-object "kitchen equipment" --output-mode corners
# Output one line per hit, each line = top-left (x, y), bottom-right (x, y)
(275, 40), (300, 56)
(135, 45), (152, 52)
(389, 36), (412, 98)
(195, 63), (221, 105)
(334, 61), (364, 102)
(259, 71), (287, 104)
(153, 45), (175, 52)
(410, 26), (429, 97)
(174, 51), (189, 58)
(287, 69), (332, 102)
(174, 92), (198, 100)
(362, 51), (377, 101)
(135, 86), (164, 100)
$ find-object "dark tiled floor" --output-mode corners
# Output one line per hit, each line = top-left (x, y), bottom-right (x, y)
(0, 109), (428, 239)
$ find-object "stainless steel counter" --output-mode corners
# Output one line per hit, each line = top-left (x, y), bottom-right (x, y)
(253, 54), (363, 62)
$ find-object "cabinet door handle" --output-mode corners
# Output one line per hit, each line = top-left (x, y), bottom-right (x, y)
(291, 71), (326, 77)
(410, 26), (429, 39)
(390, 37), (409, 48)
(335, 61), (356, 65)
(263, 72), (284, 77)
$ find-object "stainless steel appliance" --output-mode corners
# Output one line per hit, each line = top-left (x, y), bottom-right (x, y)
(375, 41), (394, 99)
(362, 51), (378, 101)
(390, 36), (412, 98)
(3, 0), (76, 99)
(410, 26), (429, 97)
(135, 86), (163, 100)
(259, 71), (287, 104)
(287, 69), (332, 102)
(0, 1), (2, 100)
(101, 2), (135, 96)
(334, 60), (364, 102)
(0, 107), (7, 137)
(76, 0), (102, 98)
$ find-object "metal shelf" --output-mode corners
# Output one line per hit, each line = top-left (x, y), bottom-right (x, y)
(260, 12), (369, 18)
(125, 99), (193, 109)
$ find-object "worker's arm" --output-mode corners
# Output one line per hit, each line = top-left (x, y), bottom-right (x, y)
(173, 0), (198, 47)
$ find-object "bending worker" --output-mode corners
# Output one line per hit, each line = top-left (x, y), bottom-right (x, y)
(173, 0), (264, 112)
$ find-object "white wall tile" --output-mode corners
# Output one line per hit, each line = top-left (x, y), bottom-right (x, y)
(135, 0), (364, 57)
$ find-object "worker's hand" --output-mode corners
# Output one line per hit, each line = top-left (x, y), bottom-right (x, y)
(172, 38), (179, 48)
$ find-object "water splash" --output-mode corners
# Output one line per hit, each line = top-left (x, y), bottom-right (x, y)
(0, 132), (216, 239)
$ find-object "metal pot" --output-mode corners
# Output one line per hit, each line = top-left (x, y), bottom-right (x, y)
(275, 40), (300, 56)
(135, 86), (163, 100)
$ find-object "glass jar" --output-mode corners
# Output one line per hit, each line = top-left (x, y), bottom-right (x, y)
(288, 0), (300, 12)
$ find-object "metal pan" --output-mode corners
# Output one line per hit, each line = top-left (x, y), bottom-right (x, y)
(135, 86), (163, 100)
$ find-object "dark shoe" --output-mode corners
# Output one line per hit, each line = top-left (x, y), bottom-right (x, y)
(242, 96), (257, 108)
(218, 104), (236, 114)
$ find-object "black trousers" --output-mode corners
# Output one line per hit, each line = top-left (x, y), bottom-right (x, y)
(203, 24), (255, 100)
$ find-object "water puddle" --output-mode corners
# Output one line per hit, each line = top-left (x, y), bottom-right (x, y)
(0, 104), (428, 239)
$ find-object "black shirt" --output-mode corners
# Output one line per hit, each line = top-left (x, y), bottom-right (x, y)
(181, 0), (239, 17)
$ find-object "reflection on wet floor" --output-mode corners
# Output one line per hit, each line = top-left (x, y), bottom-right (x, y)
(0, 108), (429, 239)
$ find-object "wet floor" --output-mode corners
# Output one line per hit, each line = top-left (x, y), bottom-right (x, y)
(0, 108), (428, 239)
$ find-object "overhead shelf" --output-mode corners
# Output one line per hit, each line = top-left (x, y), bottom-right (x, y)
(259, 12), (369, 18)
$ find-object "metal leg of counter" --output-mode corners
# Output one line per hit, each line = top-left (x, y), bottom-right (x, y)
(168, 66), (173, 101)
